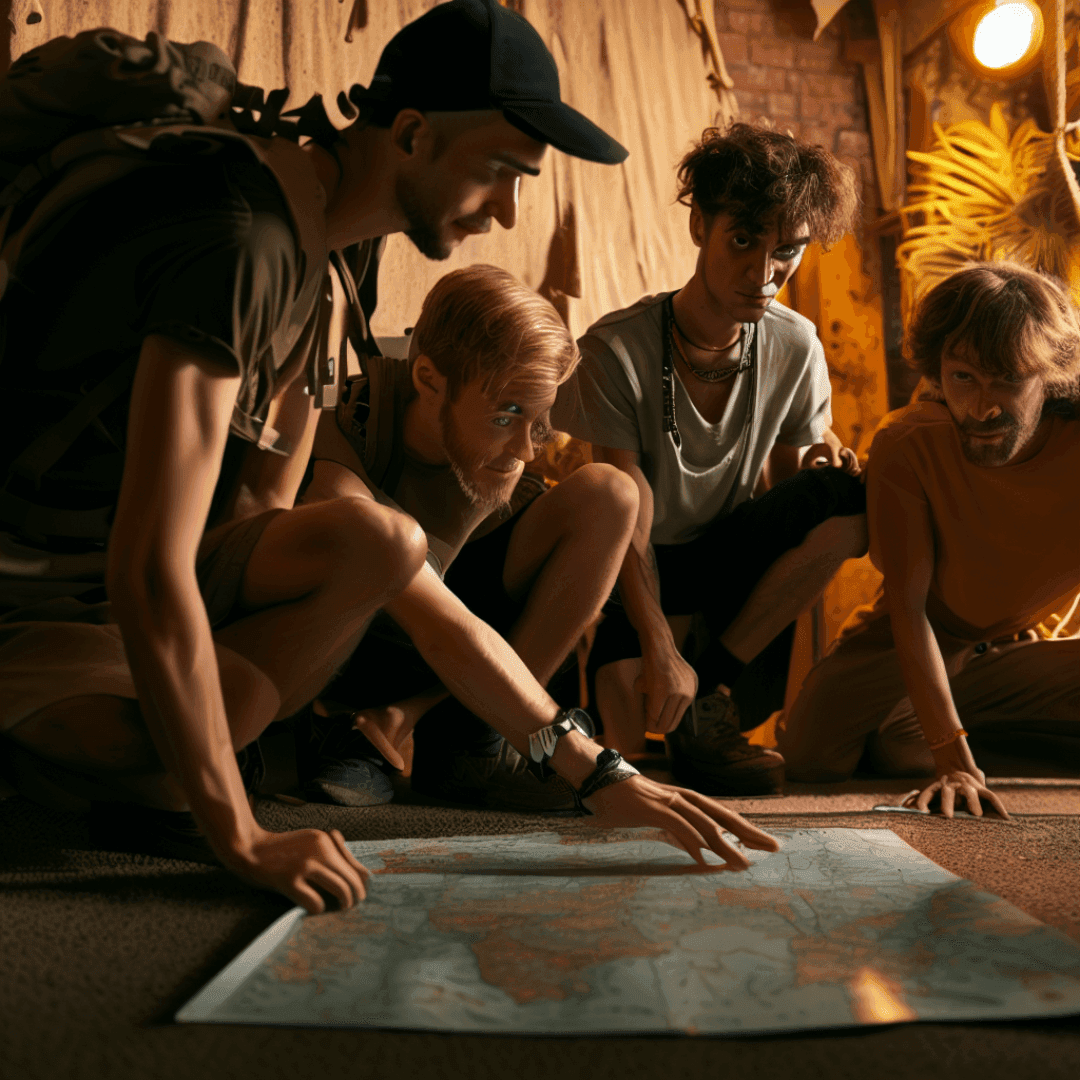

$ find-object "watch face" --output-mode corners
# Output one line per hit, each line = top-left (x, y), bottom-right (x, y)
(567, 708), (596, 738)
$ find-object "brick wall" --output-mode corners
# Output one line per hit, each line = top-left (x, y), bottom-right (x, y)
(714, 0), (877, 221)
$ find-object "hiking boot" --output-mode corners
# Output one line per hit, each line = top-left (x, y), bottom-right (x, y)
(293, 706), (395, 808)
(666, 691), (785, 796)
(410, 737), (583, 814)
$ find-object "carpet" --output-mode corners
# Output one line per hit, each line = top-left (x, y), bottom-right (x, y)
(2, 791), (1078, 1080)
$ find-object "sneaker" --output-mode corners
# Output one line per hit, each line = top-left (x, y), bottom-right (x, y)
(410, 738), (583, 814)
(666, 691), (785, 796)
(293, 706), (395, 807)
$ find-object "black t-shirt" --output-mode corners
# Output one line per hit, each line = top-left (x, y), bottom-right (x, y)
(0, 151), (319, 548)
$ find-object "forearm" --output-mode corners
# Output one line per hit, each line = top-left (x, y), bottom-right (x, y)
(110, 572), (257, 853)
(617, 540), (678, 658)
(384, 566), (601, 784)
(888, 602), (966, 747)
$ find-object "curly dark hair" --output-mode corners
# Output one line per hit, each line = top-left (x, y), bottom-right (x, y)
(676, 122), (858, 245)
(905, 262), (1080, 410)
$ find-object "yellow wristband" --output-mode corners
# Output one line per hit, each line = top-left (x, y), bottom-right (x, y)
(926, 728), (969, 751)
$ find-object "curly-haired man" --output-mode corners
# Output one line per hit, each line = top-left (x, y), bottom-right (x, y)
(780, 263), (1080, 816)
(551, 122), (867, 795)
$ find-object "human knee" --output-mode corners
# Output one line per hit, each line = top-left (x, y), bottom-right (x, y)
(563, 463), (639, 525)
(316, 497), (427, 594)
(802, 513), (868, 562)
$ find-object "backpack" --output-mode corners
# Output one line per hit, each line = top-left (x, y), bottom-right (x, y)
(0, 28), (342, 544)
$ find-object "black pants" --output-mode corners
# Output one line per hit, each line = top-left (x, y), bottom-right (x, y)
(587, 467), (866, 732)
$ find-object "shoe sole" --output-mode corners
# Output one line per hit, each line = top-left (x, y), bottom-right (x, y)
(310, 779), (394, 807)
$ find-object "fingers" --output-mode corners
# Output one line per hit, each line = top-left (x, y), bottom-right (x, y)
(915, 782), (940, 813)
(329, 829), (371, 898)
(648, 786), (752, 869)
(330, 829), (371, 880)
(983, 789), (1010, 819)
(940, 782), (956, 819)
(678, 788), (780, 852)
(290, 882), (327, 916)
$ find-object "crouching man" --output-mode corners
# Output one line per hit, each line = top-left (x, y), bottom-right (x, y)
(780, 263), (1080, 816)
(551, 123), (867, 796)
(302, 265), (648, 813)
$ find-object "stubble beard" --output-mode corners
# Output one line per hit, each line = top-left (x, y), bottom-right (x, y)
(957, 411), (1035, 466)
(441, 402), (518, 513)
(395, 174), (452, 261)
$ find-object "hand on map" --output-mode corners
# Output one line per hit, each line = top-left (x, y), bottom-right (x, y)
(222, 825), (372, 914)
(584, 774), (780, 869)
(637, 646), (698, 734)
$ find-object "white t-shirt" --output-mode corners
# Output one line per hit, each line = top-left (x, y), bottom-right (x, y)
(551, 292), (831, 545)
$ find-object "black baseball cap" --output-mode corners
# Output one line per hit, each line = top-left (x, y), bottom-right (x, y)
(350, 0), (628, 165)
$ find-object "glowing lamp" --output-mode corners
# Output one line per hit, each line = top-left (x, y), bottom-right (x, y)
(950, 0), (1045, 79)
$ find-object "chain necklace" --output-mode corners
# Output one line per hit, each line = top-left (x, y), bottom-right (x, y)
(670, 323), (753, 383)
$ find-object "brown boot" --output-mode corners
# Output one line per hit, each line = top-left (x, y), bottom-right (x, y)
(666, 691), (785, 796)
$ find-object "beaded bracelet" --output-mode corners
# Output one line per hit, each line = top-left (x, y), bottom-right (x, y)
(577, 748), (641, 803)
(526, 708), (595, 778)
(926, 728), (969, 751)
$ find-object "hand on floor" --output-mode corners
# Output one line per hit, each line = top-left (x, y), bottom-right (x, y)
(902, 770), (1010, 819)
(583, 774), (780, 869)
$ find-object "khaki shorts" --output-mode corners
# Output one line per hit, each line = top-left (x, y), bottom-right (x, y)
(0, 509), (282, 735)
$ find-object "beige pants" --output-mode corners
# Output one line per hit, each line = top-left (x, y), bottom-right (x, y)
(0, 509), (282, 734)
(778, 611), (1080, 781)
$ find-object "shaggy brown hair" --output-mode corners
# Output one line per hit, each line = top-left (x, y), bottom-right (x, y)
(676, 122), (858, 245)
(905, 262), (1080, 410)
(409, 264), (579, 403)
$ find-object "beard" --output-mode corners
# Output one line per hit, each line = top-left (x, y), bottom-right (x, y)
(441, 400), (519, 512)
(957, 410), (1036, 466)
(395, 174), (453, 261)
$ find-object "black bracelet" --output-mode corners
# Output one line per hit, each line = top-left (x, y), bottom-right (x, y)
(577, 748), (640, 803)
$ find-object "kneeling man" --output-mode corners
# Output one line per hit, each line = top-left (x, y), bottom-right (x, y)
(551, 123), (866, 795)
(302, 265), (642, 811)
(780, 263), (1080, 816)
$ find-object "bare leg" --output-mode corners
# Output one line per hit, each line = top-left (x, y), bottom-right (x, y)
(500, 463), (638, 685)
(8, 496), (427, 804)
(214, 496), (427, 718)
(349, 465), (638, 760)
(718, 514), (867, 670)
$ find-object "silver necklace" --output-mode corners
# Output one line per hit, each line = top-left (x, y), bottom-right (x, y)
(671, 325), (752, 383)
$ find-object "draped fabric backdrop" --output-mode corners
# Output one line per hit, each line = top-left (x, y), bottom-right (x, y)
(3, 0), (734, 339)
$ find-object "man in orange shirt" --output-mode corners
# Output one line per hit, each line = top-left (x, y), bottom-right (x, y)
(780, 263), (1080, 816)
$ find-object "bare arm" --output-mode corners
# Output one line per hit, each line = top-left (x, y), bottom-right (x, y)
(591, 445), (697, 733)
(215, 372), (322, 522)
(305, 455), (777, 865)
(875, 478), (1008, 818)
(107, 335), (370, 910)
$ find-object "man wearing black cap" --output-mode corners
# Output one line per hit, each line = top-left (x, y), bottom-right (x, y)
(0, 5), (783, 913)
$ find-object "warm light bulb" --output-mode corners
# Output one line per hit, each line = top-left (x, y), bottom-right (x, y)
(972, 2), (1037, 69)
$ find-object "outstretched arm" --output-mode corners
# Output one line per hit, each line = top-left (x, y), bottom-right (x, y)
(875, 479), (1008, 818)
(591, 445), (697, 734)
(107, 335), (370, 911)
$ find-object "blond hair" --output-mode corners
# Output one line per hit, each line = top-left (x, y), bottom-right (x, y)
(409, 265), (578, 402)
(906, 262), (1080, 409)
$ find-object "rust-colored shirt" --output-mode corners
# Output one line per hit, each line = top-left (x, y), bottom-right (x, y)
(865, 401), (1080, 640)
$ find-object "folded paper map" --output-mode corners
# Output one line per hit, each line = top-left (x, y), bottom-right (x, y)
(177, 828), (1080, 1034)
